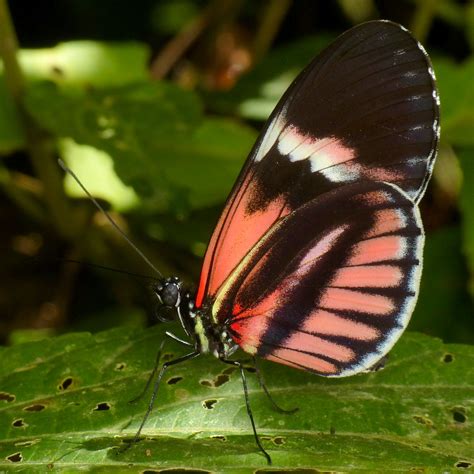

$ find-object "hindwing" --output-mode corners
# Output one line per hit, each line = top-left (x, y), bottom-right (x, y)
(212, 181), (424, 376)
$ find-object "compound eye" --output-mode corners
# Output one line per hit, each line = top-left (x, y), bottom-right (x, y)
(161, 283), (179, 307)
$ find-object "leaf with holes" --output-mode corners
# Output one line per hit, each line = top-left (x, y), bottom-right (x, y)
(0, 326), (473, 472)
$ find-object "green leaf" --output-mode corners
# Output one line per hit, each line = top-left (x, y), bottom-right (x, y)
(413, 226), (474, 343)
(19, 41), (150, 88)
(1, 326), (473, 472)
(23, 81), (256, 212)
(1, 41), (150, 155)
(434, 56), (474, 146)
(60, 138), (139, 212)
(151, 0), (199, 35)
(207, 35), (334, 120)
(458, 147), (474, 295)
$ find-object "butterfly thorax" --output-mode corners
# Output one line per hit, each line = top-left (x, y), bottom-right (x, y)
(191, 304), (238, 359)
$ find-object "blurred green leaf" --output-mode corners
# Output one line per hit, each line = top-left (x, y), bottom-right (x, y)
(434, 57), (474, 146)
(207, 35), (334, 120)
(458, 147), (474, 295)
(24, 80), (255, 212)
(0, 326), (473, 471)
(143, 205), (219, 257)
(19, 41), (150, 87)
(0, 41), (150, 155)
(338, 0), (377, 24)
(60, 138), (139, 212)
(151, 0), (199, 35)
(467, 2), (474, 50)
(436, 0), (466, 29)
(7, 328), (56, 346)
(413, 226), (474, 343)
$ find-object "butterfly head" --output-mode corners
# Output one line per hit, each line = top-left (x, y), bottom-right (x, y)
(154, 276), (182, 309)
(152, 276), (188, 325)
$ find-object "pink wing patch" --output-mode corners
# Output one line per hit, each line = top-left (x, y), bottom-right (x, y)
(277, 125), (356, 173)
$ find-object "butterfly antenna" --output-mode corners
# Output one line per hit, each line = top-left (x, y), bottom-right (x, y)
(60, 258), (157, 281)
(58, 159), (163, 278)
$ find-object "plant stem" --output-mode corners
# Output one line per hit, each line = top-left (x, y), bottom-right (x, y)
(0, 0), (75, 238)
(410, 0), (438, 42)
(150, 9), (210, 79)
(150, 0), (244, 80)
(0, 0), (23, 99)
(253, 0), (291, 62)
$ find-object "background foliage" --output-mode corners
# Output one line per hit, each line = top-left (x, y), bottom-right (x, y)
(0, 0), (473, 472)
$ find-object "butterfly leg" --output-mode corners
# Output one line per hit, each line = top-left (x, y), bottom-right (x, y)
(253, 357), (298, 414)
(366, 355), (389, 373)
(220, 358), (272, 465)
(126, 350), (200, 448)
(128, 340), (165, 404)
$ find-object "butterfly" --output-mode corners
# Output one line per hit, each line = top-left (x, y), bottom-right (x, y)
(118, 20), (440, 464)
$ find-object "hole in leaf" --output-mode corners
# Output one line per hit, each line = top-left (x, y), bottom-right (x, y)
(6, 452), (22, 463)
(244, 366), (256, 373)
(93, 402), (111, 411)
(413, 415), (433, 426)
(214, 374), (229, 387)
(451, 407), (467, 423)
(24, 404), (46, 412)
(202, 399), (218, 410)
(211, 435), (226, 442)
(222, 367), (236, 375)
(167, 376), (183, 385)
(115, 362), (126, 371)
(12, 419), (26, 428)
(455, 461), (472, 469)
(0, 392), (15, 402)
(273, 436), (285, 445)
(200, 374), (230, 388)
(443, 353), (454, 363)
(58, 377), (73, 391)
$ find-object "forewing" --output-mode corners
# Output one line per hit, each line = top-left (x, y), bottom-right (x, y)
(212, 181), (424, 377)
(196, 20), (438, 307)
